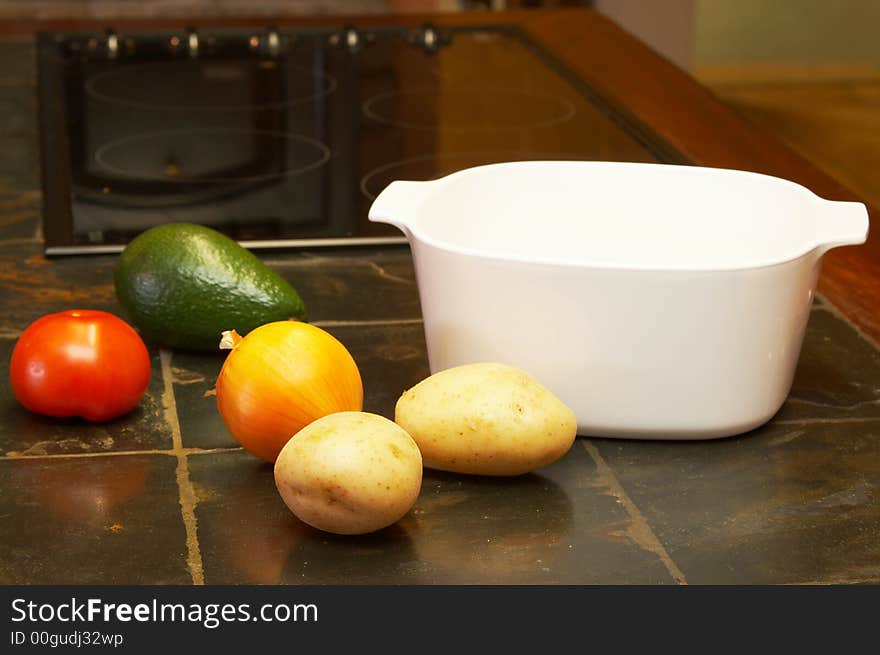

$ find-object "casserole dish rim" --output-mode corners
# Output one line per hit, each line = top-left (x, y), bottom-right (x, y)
(372, 160), (868, 274)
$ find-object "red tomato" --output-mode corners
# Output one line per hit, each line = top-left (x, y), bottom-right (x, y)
(10, 309), (151, 422)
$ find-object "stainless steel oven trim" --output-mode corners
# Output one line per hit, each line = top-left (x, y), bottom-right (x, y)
(44, 234), (409, 256)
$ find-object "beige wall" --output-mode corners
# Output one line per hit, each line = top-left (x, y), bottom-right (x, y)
(695, 0), (880, 64)
(593, 0), (880, 72)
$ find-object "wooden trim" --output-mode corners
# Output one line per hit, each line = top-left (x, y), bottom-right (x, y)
(9, 8), (878, 340)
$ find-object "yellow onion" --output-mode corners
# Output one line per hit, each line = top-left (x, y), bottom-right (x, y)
(216, 321), (363, 462)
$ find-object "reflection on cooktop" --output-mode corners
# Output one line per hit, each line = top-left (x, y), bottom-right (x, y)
(86, 60), (338, 111)
(38, 24), (668, 254)
(360, 151), (584, 201)
(361, 88), (576, 131)
(94, 129), (330, 184)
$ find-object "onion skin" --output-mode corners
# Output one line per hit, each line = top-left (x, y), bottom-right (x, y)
(216, 321), (363, 463)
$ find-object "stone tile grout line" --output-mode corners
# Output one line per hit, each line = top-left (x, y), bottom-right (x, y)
(581, 439), (689, 585)
(0, 446), (243, 461)
(0, 319), (424, 339)
(160, 348), (206, 586)
(310, 318), (423, 328)
(774, 416), (880, 425)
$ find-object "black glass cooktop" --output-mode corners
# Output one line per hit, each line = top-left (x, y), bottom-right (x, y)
(37, 24), (678, 255)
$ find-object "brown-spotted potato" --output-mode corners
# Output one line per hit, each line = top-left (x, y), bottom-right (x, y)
(395, 362), (577, 476)
(274, 411), (423, 535)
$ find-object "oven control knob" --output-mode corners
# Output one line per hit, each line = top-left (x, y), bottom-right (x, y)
(329, 26), (369, 54)
(412, 23), (450, 53)
(249, 28), (284, 57)
(186, 28), (200, 58)
(105, 29), (119, 59)
(266, 29), (281, 57)
(344, 28), (360, 51)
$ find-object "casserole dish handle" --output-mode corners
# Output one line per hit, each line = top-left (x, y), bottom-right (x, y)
(816, 200), (870, 253)
(368, 180), (435, 237)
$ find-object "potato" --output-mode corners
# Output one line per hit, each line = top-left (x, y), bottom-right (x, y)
(395, 362), (577, 476)
(274, 411), (423, 535)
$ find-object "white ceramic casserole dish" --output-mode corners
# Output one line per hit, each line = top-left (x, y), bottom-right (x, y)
(368, 161), (869, 439)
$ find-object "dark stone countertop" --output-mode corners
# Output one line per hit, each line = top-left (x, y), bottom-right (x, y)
(1, 37), (879, 585)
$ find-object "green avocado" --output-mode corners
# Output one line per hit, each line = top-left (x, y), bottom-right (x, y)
(114, 223), (307, 351)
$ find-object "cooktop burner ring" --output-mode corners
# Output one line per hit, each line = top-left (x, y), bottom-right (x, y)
(93, 128), (331, 184)
(360, 150), (587, 201)
(361, 87), (576, 131)
(85, 61), (338, 112)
